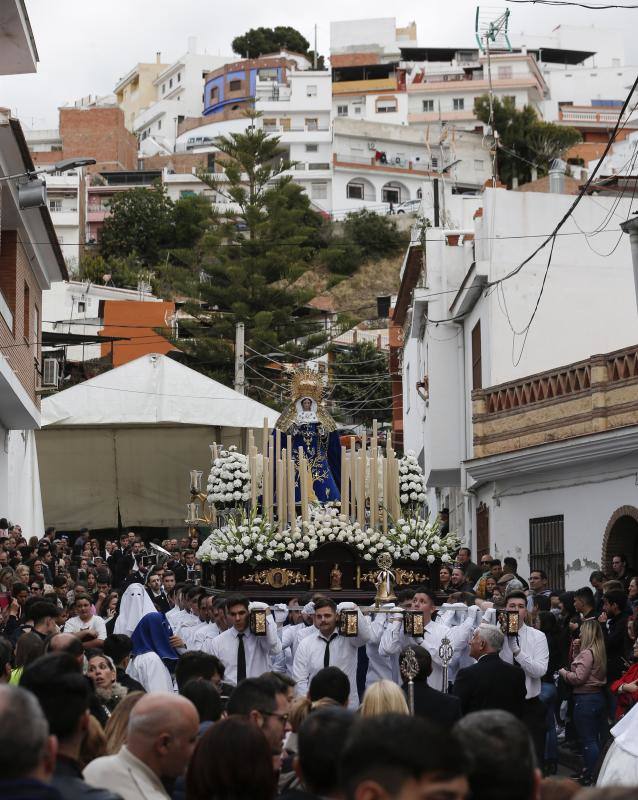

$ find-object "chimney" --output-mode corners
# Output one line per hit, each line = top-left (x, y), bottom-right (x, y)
(188, 36), (197, 54)
(549, 158), (566, 193)
(156, 51), (161, 64)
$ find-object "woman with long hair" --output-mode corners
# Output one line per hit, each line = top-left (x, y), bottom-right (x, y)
(186, 717), (276, 800)
(104, 691), (144, 755)
(86, 651), (128, 719)
(559, 617), (608, 785)
(10, 632), (45, 684)
(359, 679), (409, 717)
(439, 566), (453, 596)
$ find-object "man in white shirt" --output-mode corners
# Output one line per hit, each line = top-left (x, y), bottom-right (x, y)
(499, 589), (549, 761)
(84, 693), (199, 800)
(209, 594), (281, 685)
(379, 587), (461, 692)
(64, 595), (107, 649)
(293, 598), (371, 709)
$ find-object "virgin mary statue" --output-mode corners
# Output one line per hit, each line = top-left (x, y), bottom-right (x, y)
(274, 369), (341, 503)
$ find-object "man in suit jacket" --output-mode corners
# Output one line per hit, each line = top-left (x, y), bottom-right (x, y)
(453, 624), (526, 718)
(401, 645), (461, 730)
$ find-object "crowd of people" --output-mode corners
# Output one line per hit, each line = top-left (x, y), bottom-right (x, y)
(1, 519), (638, 799)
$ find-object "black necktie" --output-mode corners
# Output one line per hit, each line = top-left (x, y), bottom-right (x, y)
(237, 633), (246, 683)
(323, 634), (337, 668)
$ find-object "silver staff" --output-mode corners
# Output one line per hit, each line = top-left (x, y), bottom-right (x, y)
(438, 635), (454, 694)
(400, 646), (420, 715)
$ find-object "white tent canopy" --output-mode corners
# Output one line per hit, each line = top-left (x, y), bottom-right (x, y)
(37, 354), (278, 531)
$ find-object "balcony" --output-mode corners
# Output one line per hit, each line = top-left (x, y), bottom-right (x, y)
(558, 107), (625, 126)
(332, 77), (398, 95)
(334, 153), (433, 176)
(472, 344), (638, 458)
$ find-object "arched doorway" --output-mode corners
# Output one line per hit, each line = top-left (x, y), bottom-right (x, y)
(602, 506), (638, 574)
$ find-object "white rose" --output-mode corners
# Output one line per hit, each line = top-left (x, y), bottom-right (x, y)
(236, 554), (245, 564)
(427, 554), (435, 563)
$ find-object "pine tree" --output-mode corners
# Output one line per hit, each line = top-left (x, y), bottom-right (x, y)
(178, 114), (326, 402)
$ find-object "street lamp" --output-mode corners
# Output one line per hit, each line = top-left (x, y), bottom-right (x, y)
(0, 157), (97, 210)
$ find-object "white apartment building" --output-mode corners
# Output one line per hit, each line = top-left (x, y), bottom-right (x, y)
(397, 187), (638, 588)
(42, 280), (161, 363)
(134, 38), (233, 155)
(42, 171), (84, 271)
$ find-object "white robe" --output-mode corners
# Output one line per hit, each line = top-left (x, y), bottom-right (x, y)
(114, 584), (156, 637)
(597, 703), (638, 787)
(126, 651), (175, 693)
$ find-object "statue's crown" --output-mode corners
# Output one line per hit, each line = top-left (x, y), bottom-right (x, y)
(290, 368), (324, 403)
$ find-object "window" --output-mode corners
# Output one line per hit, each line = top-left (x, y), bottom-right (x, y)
(612, 58), (621, 67)
(431, 156), (438, 169)
(177, 72), (181, 82)
(23, 282), (30, 343)
(263, 118), (277, 132)
(210, 86), (219, 103)
(169, 78), (173, 88)
(376, 98), (397, 113)
(77, 301), (86, 313)
(311, 182), (327, 200)
(453, 98), (464, 111)
(497, 65), (512, 79)
(471, 321), (482, 390)
(337, 105), (348, 117)
(162, 84), (166, 94)
(49, 199), (62, 212)
(474, 159), (484, 170)
(157, 119), (162, 130)
(306, 84), (317, 97)
(347, 182), (364, 200)
(422, 99), (434, 112)
(305, 144), (318, 152)
(258, 68), (278, 81)
(354, 106), (362, 114)
(309, 163), (329, 170)
(229, 79), (242, 91)
(33, 305), (39, 358)
(529, 516), (565, 591)
(305, 118), (319, 130)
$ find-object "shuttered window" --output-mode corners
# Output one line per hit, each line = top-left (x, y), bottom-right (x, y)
(471, 321), (482, 390)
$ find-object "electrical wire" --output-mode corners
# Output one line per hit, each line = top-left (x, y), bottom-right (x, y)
(506, 0), (638, 7)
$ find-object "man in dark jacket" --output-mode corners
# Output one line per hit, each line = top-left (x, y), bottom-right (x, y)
(401, 645), (461, 729)
(601, 589), (632, 684)
(453, 624), (526, 718)
(21, 654), (123, 800)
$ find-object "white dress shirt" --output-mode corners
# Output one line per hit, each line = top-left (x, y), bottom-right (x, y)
(499, 622), (549, 699)
(126, 651), (175, 693)
(64, 614), (107, 642)
(210, 617), (281, 685)
(379, 617), (456, 692)
(279, 622), (307, 674)
(366, 613), (400, 688)
(292, 608), (372, 709)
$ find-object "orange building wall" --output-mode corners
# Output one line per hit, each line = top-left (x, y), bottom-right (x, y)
(100, 300), (177, 366)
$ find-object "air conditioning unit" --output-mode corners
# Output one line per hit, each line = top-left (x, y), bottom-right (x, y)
(42, 358), (60, 388)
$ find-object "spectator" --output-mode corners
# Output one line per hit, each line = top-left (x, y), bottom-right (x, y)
(454, 624), (526, 718)
(628, 576), (638, 613)
(179, 680), (222, 733)
(503, 557), (529, 590)
(0, 635), (12, 682)
(527, 570), (553, 612)
(64, 596), (107, 650)
(308, 666), (350, 706)
(489, 559), (503, 581)
(87, 651), (128, 718)
(537, 611), (563, 776)
(174, 650), (227, 693)
(103, 692), (144, 755)
(454, 710), (541, 800)
(400, 645), (461, 729)
(456, 548), (483, 585)
(10, 632), (45, 684)
(339, 713), (469, 800)
(449, 566), (473, 593)
(280, 707), (354, 800)
(610, 635), (638, 721)
(574, 587), (598, 626)
(611, 554), (636, 593)
(186, 717), (276, 800)
(20, 652), (122, 800)
(103, 635), (144, 693)
(590, 571), (606, 614)
(83, 693), (199, 800)
(226, 675), (290, 761)
(360, 679), (409, 717)
(559, 618), (608, 785)
(0, 685), (58, 799)
(601, 590), (631, 684)
(439, 565), (453, 595)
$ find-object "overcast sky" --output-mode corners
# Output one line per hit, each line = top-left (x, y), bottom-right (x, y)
(3, 0), (638, 129)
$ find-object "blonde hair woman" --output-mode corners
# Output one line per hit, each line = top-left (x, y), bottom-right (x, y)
(360, 679), (409, 717)
(103, 691), (143, 755)
(559, 617), (607, 785)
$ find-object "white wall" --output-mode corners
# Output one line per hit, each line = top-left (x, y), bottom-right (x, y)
(330, 18), (398, 56)
(541, 64), (637, 121)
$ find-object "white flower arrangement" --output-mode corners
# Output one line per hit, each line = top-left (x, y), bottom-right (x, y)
(206, 446), (251, 509)
(398, 451), (427, 511)
(197, 502), (460, 567)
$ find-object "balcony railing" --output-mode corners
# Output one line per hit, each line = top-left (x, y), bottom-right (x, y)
(472, 344), (638, 457)
(559, 108), (623, 124)
(335, 153), (430, 172)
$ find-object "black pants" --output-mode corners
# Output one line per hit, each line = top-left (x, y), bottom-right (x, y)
(523, 697), (547, 764)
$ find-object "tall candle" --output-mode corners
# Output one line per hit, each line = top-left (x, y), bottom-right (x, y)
(288, 447), (297, 533)
(371, 425), (378, 530)
(350, 436), (357, 521)
(340, 446), (347, 517)
(382, 456), (388, 533)
(250, 446), (258, 510)
(277, 456), (284, 532)
(299, 447), (308, 524)
(262, 417), (269, 457)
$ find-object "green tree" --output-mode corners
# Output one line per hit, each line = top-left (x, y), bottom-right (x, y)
(330, 342), (392, 426)
(79, 250), (142, 289)
(232, 26), (310, 58)
(99, 185), (175, 265)
(172, 194), (213, 248)
(474, 95), (582, 187)
(178, 114), (326, 399)
(342, 209), (407, 259)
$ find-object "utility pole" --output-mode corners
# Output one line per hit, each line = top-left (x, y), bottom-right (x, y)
(234, 322), (245, 395)
(620, 215), (638, 312)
